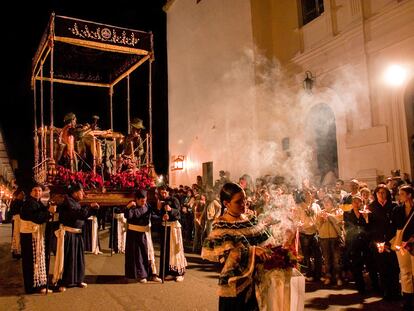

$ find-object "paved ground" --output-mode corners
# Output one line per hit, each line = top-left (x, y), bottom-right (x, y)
(0, 223), (403, 310)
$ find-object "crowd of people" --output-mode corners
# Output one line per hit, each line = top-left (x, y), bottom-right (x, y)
(158, 171), (414, 310)
(5, 168), (414, 310)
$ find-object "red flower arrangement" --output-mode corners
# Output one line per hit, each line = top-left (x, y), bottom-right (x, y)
(104, 168), (155, 190)
(52, 166), (155, 191)
(263, 245), (300, 271)
(53, 166), (104, 190)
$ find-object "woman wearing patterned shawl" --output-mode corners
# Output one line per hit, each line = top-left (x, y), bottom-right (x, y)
(202, 183), (272, 311)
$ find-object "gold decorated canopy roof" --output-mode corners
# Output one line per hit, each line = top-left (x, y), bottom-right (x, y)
(32, 13), (154, 88)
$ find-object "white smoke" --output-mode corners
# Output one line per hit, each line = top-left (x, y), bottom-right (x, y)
(184, 46), (362, 189)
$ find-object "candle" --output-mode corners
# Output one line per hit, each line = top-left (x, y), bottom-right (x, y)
(376, 242), (385, 253)
(295, 226), (299, 254)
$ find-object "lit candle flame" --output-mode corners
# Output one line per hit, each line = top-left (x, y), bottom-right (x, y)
(377, 242), (385, 253)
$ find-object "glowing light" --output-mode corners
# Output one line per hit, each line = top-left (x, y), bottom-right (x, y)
(384, 65), (408, 87)
(376, 242), (385, 253)
(171, 155), (185, 171)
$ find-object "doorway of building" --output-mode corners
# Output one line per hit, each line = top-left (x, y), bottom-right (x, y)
(404, 79), (414, 179)
(306, 103), (338, 185)
(202, 161), (213, 190)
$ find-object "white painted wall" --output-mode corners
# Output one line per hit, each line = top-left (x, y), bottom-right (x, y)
(292, 0), (414, 184)
(167, 0), (255, 187)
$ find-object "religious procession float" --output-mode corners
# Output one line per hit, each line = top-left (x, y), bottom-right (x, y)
(29, 14), (307, 309)
(31, 13), (157, 206)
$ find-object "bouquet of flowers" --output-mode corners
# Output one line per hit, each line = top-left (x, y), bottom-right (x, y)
(256, 245), (305, 311)
(263, 245), (300, 271)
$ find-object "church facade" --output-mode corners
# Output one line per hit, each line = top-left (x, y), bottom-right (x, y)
(166, 0), (414, 188)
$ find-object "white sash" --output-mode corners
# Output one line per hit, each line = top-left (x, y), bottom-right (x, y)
(162, 220), (187, 273)
(88, 216), (101, 254)
(128, 223), (150, 232)
(116, 214), (126, 253)
(11, 215), (21, 254)
(20, 219), (47, 287)
(52, 224), (82, 284)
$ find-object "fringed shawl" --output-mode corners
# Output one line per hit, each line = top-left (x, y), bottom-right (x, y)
(201, 214), (271, 297)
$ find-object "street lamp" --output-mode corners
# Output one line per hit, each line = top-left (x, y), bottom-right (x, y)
(384, 65), (408, 87)
(171, 155), (185, 171)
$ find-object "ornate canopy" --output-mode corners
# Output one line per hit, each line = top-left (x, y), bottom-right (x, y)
(32, 14), (154, 88)
(31, 13), (155, 183)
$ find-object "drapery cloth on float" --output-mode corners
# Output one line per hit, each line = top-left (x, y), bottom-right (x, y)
(201, 214), (271, 297)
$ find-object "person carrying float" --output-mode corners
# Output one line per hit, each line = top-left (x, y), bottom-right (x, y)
(52, 183), (99, 292)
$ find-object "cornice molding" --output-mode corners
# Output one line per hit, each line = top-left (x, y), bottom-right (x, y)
(291, 22), (363, 66)
(163, 0), (176, 12)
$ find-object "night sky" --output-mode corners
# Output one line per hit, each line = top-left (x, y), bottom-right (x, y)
(0, 1), (168, 187)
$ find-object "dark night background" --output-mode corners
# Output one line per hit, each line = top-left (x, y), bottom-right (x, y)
(0, 1), (168, 188)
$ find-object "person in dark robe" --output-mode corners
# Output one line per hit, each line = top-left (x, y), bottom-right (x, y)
(52, 183), (99, 292)
(44, 199), (60, 280)
(124, 189), (161, 283)
(10, 188), (25, 259)
(367, 184), (400, 300)
(344, 194), (371, 295)
(393, 185), (414, 310)
(156, 186), (187, 282)
(20, 183), (55, 294)
(109, 206), (127, 254)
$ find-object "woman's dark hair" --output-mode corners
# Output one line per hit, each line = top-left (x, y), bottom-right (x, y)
(219, 182), (243, 215)
(293, 189), (306, 204)
(399, 184), (414, 198)
(373, 184), (392, 203)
